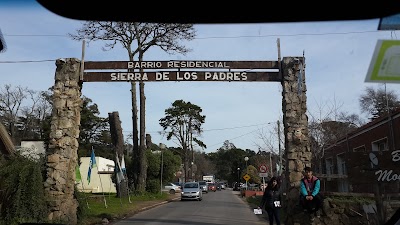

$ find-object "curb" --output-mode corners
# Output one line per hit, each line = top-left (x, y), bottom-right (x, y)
(136, 195), (181, 213)
(107, 195), (181, 225)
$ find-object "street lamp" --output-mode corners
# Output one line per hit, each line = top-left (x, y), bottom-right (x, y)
(244, 157), (249, 190)
(159, 143), (166, 194)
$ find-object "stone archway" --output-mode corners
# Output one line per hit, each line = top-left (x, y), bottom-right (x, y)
(44, 57), (310, 225)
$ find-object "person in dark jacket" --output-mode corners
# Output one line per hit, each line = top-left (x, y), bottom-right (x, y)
(259, 177), (282, 225)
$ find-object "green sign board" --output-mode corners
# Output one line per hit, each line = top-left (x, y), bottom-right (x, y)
(365, 40), (400, 83)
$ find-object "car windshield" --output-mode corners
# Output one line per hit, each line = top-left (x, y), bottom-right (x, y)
(184, 183), (198, 188)
(1, 2), (400, 225)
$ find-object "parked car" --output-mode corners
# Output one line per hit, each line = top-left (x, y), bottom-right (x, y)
(173, 182), (183, 189)
(198, 181), (208, 193)
(164, 182), (181, 194)
(181, 182), (203, 201)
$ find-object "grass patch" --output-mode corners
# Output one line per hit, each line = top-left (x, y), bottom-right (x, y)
(78, 192), (170, 225)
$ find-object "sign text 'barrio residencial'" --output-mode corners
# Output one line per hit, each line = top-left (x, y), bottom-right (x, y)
(82, 60), (281, 82)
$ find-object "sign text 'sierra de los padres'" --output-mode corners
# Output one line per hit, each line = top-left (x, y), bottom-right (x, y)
(83, 60), (281, 82)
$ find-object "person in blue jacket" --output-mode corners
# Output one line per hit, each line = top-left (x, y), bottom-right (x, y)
(300, 166), (323, 219)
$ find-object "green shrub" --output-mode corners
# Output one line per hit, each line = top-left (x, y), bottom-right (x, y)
(0, 154), (48, 224)
(146, 178), (160, 194)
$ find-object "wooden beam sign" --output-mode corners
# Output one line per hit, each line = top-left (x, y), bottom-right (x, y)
(82, 60), (281, 82)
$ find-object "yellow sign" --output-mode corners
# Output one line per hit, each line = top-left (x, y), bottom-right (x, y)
(243, 174), (251, 181)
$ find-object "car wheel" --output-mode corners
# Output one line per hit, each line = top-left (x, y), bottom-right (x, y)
(169, 189), (175, 194)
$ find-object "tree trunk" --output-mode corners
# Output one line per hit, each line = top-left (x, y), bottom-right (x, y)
(108, 111), (128, 197)
(281, 57), (311, 225)
(184, 146), (188, 183)
(137, 80), (147, 192)
(44, 58), (81, 224)
(130, 80), (139, 190)
(136, 53), (148, 192)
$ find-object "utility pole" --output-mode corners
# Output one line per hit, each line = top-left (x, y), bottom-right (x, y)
(269, 152), (273, 177)
(278, 120), (282, 176)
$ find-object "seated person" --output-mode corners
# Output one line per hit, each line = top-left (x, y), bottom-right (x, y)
(300, 166), (323, 218)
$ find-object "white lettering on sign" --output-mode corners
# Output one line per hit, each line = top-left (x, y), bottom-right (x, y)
(127, 61), (231, 69)
(156, 72), (169, 80)
(107, 71), (251, 81)
(204, 72), (247, 81)
(111, 72), (148, 81)
(167, 61), (229, 68)
(375, 170), (400, 181)
(391, 150), (400, 162)
(128, 61), (162, 69)
(177, 72), (198, 80)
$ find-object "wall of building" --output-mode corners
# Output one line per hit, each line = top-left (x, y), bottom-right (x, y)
(321, 110), (400, 194)
(19, 140), (45, 159)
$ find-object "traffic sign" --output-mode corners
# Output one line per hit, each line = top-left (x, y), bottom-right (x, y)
(243, 174), (251, 181)
(365, 40), (400, 83)
(259, 173), (268, 177)
(259, 164), (268, 173)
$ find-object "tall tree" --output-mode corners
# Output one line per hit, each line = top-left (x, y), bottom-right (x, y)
(0, 85), (53, 144)
(359, 86), (400, 120)
(78, 96), (111, 158)
(0, 84), (30, 143)
(159, 100), (206, 182)
(70, 22), (196, 192)
(306, 97), (364, 173)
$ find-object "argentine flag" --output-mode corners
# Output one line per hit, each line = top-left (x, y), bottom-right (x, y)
(87, 148), (97, 185)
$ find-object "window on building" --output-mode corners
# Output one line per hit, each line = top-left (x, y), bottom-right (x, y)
(372, 138), (388, 152)
(337, 153), (347, 175)
(353, 145), (366, 152)
(325, 158), (334, 175)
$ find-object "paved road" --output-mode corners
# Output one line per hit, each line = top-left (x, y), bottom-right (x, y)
(112, 189), (266, 225)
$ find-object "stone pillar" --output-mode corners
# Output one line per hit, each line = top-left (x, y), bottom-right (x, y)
(44, 58), (82, 225)
(281, 57), (311, 225)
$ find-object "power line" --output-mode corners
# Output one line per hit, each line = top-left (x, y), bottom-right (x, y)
(0, 30), (390, 64)
(0, 59), (55, 63)
(207, 126), (268, 149)
(122, 122), (272, 134)
(4, 34), (67, 37)
(3, 30), (384, 40)
(195, 30), (382, 39)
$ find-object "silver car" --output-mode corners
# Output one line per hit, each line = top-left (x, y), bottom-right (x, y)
(181, 182), (203, 201)
(198, 181), (208, 193)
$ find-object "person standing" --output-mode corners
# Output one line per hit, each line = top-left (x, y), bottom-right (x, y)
(259, 177), (282, 225)
(300, 166), (323, 220)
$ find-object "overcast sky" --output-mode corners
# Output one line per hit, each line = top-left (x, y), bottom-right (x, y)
(1, 1), (399, 154)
